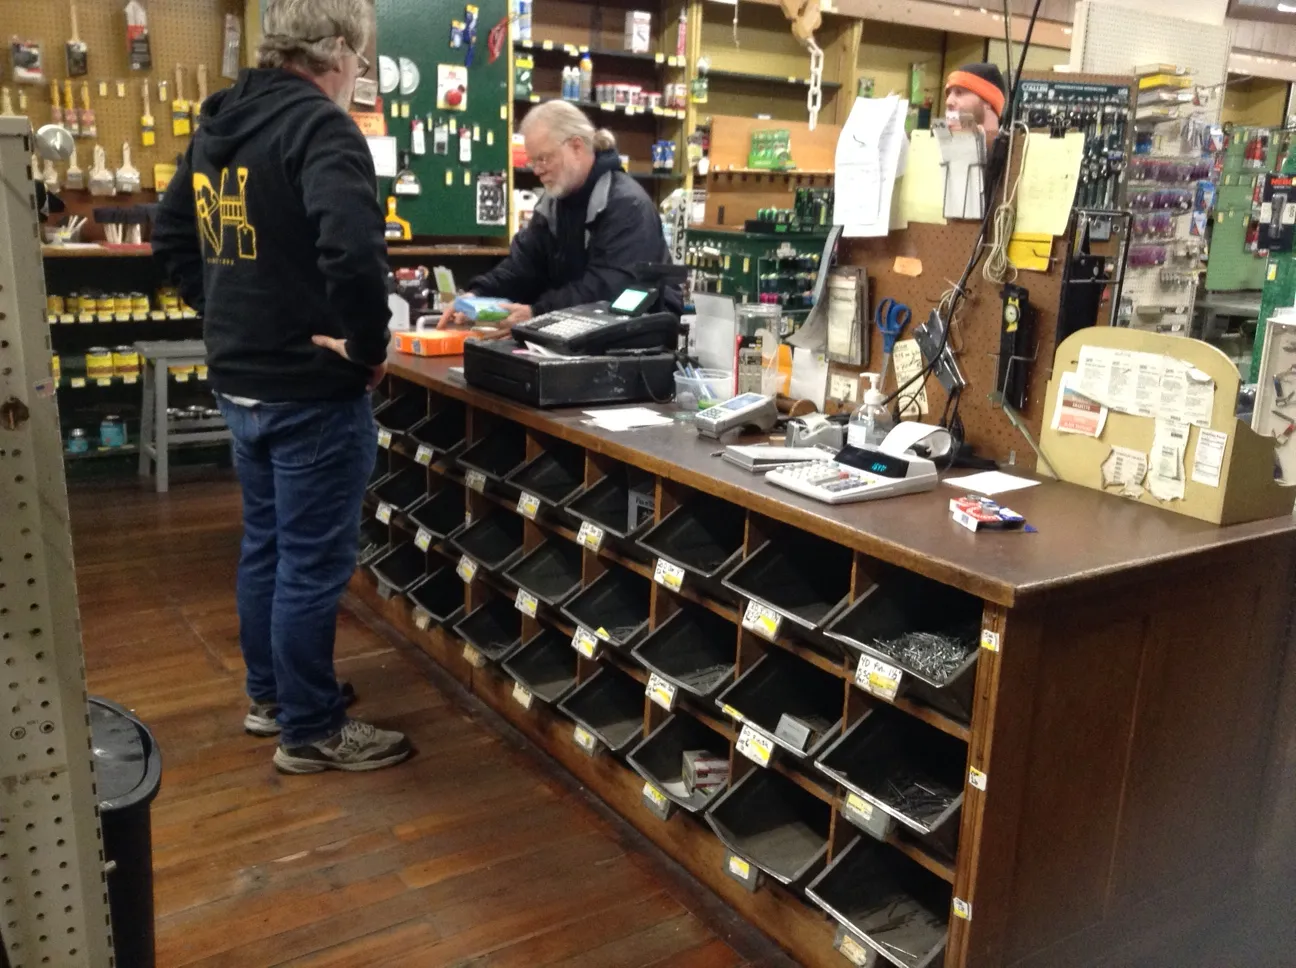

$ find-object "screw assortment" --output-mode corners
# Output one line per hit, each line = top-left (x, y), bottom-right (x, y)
(868, 629), (976, 685)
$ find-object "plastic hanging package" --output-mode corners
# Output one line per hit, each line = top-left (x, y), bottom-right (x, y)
(10, 38), (44, 84)
(125, 1), (151, 70)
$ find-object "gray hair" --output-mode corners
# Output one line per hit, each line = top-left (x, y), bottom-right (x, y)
(257, 0), (371, 74)
(521, 100), (617, 152)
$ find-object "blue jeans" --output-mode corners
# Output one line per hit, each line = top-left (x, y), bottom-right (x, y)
(218, 395), (377, 746)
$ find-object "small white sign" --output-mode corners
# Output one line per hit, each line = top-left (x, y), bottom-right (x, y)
(415, 444), (435, 466)
(843, 792), (874, 824)
(465, 469), (487, 493)
(414, 528), (434, 552)
(456, 555), (477, 583)
(742, 600), (781, 641)
(515, 587), (538, 618)
(968, 766), (988, 791)
(980, 629), (1000, 653)
(512, 681), (534, 709)
(642, 781), (668, 807)
(855, 654), (903, 701)
(377, 428), (393, 449)
(517, 492), (541, 519)
(413, 608), (432, 631)
(653, 558), (685, 592)
(646, 673), (677, 711)
(375, 502), (393, 524)
(573, 724), (598, 753)
(952, 897), (972, 921)
(462, 643), (485, 667)
(736, 724), (774, 767)
(728, 855), (752, 880)
(571, 626), (600, 658)
(576, 520), (605, 551)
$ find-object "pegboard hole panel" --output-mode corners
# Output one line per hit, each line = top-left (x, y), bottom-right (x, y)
(1071, 0), (1233, 90)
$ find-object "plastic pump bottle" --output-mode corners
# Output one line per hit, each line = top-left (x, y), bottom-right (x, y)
(847, 373), (894, 448)
(579, 55), (593, 102)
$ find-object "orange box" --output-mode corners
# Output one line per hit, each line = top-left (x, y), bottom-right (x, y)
(393, 329), (479, 357)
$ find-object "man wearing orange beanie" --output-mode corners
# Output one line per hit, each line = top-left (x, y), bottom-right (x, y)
(945, 63), (1007, 141)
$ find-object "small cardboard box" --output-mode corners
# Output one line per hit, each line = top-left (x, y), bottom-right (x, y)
(682, 750), (729, 792)
(393, 329), (478, 357)
(624, 11), (653, 53)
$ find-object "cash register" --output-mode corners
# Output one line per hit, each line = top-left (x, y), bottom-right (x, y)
(464, 264), (684, 407)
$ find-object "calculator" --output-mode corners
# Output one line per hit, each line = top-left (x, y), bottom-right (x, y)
(765, 445), (938, 504)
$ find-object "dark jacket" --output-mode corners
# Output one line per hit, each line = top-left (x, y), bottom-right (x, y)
(153, 68), (390, 401)
(469, 148), (682, 316)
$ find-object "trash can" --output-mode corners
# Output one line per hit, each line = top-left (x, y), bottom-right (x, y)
(89, 697), (162, 968)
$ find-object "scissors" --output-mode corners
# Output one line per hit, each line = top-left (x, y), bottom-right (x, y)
(874, 297), (912, 381)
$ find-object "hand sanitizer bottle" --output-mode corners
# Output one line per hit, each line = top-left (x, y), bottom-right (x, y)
(847, 373), (894, 448)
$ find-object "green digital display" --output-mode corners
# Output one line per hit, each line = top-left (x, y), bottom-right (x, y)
(610, 288), (651, 314)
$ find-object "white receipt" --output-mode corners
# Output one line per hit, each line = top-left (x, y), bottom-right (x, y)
(1190, 429), (1229, 488)
(1071, 347), (1215, 427)
(891, 339), (928, 416)
(942, 471), (1040, 495)
(1100, 446), (1148, 496)
(1147, 418), (1190, 501)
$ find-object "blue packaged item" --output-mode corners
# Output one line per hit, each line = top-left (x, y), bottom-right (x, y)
(454, 295), (513, 323)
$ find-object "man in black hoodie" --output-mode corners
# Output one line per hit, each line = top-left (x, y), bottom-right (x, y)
(438, 100), (682, 333)
(153, 0), (411, 775)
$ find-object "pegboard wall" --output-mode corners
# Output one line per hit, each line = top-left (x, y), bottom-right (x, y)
(1, 0), (243, 192)
(1070, 0), (1232, 89)
(0, 117), (115, 968)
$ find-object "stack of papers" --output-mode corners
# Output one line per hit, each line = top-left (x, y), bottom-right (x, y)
(583, 407), (674, 432)
(833, 95), (910, 238)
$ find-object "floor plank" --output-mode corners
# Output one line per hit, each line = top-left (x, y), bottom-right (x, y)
(73, 478), (778, 968)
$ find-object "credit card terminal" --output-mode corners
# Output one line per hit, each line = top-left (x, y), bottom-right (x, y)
(694, 393), (779, 438)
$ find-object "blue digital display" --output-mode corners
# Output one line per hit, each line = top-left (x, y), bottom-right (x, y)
(836, 445), (909, 478)
(870, 462), (889, 474)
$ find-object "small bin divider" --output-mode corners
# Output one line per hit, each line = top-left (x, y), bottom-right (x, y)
(370, 541), (429, 594)
(805, 836), (951, 968)
(502, 627), (579, 704)
(504, 539), (584, 606)
(723, 532), (854, 634)
(504, 443), (586, 510)
(704, 767), (832, 887)
(715, 651), (843, 758)
(410, 400), (468, 459)
(453, 597), (523, 662)
(459, 423), (528, 481)
(564, 468), (656, 548)
(374, 464), (431, 514)
(628, 712), (732, 813)
(638, 494), (746, 600)
(450, 513), (526, 573)
(814, 705), (965, 836)
(632, 603), (737, 698)
(407, 566), (467, 626)
(371, 382), (393, 413)
(560, 565), (652, 649)
(409, 484), (470, 542)
(359, 518), (390, 567)
(825, 571), (982, 724)
(366, 460), (391, 493)
(557, 665), (647, 752)
(375, 390), (428, 436)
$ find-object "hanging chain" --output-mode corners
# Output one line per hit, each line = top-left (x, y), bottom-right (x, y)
(806, 38), (824, 131)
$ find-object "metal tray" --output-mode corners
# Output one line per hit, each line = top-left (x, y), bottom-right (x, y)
(637, 495), (746, 579)
(452, 597), (523, 662)
(369, 540), (428, 594)
(501, 627), (579, 704)
(560, 565), (652, 649)
(632, 604), (737, 698)
(722, 535), (853, 632)
(459, 423), (528, 481)
(627, 713), (731, 813)
(714, 651), (843, 759)
(704, 767), (831, 887)
(409, 400), (467, 459)
(557, 665), (645, 753)
(504, 539), (584, 606)
(564, 468), (656, 539)
(450, 513), (526, 573)
(504, 443), (586, 507)
(407, 566), (467, 626)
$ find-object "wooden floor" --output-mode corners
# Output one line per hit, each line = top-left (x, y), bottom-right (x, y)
(72, 476), (791, 968)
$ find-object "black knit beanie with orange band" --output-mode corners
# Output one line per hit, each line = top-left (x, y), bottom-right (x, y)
(945, 63), (1007, 118)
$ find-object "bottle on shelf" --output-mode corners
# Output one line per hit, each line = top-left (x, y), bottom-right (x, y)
(676, 8), (687, 58)
(579, 54), (593, 103)
(847, 373), (893, 448)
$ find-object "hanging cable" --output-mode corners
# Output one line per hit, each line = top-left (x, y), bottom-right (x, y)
(982, 120), (1030, 284)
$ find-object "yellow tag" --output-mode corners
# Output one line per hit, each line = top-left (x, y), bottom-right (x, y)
(415, 445), (434, 466)
(114, 312), (131, 322)
(601, 103), (616, 113)
(723, 254), (731, 269)
(116, 81), (126, 98)
(96, 378), (112, 387)
(516, 492), (541, 519)
(445, 170), (454, 186)
(149, 311), (165, 321)
(98, 81), (108, 98)
(512, 681), (534, 709)
(838, 934), (871, 965)
(788, 76), (797, 83)
(595, 626), (610, 641)
(577, 521), (604, 551)
(472, 124), (481, 141)
(742, 600), (780, 640)
(465, 469), (486, 493)
(462, 643), (486, 667)
(542, 39), (554, 50)
(728, 855), (751, 879)
(413, 608), (432, 631)
(721, 703), (741, 721)
(415, 528), (433, 552)
(463, 170), (471, 186)
(573, 724), (597, 752)
(529, 94), (541, 102)
(122, 375), (138, 385)
(646, 673), (676, 711)
(377, 428), (393, 449)
(653, 558), (684, 591)
(855, 654), (902, 701)
(1269, 263), (1279, 282)
(391, 101), (400, 118)
(375, 503), (393, 524)
(70, 377), (86, 388)
(643, 782), (667, 806)
(59, 314), (74, 324)
(953, 898), (972, 921)
(78, 312), (94, 324)
(655, 53), (665, 64)
(572, 627), (599, 658)
(736, 724), (773, 766)
(515, 587), (538, 618)
(195, 365), (208, 380)
(500, 104), (508, 120)
(174, 373), (190, 383)
(486, 130), (494, 146)
(980, 629), (1000, 653)
(456, 555), (477, 583)
(742, 257), (750, 273)
(968, 766), (988, 791)
(668, 56), (681, 67)
(132, 312), (147, 322)
(844, 792), (874, 822)
(401, 102), (411, 118)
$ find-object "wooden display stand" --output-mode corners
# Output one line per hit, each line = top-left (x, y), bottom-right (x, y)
(1040, 327), (1295, 525)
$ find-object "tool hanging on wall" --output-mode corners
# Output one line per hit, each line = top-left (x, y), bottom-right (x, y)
(125, 0), (152, 71)
(172, 65), (190, 136)
(50, 79), (63, 126)
(221, 13), (241, 80)
(79, 80), (96, 138)
(0, 88), (12, 117)
(394, 151), (421, 196)
(63, 79), (79, 136)
(9, 39), (44, 84)
(43, 158), (60, 194)
(195, 64), (208, 128)
(66, 3), (89, 77)
(384, 196), (411, 240)
(411, 118), (426, 156)
(88, 144), (115, 196)
(995, 284), (1034, 411)
(65, 143), (84, 189)
(139, 79), (154, 146)
(115, 141), (141, 193)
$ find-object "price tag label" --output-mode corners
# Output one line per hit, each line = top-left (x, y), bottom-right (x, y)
(668, 55), (681, 67)
(95, 378), (112, 387)
(149, 310), (165, 321)
(655, 52), (665, 63)
(515, 587), (538, 618)
(132, 312), (147, 322)
(415, 444), (435, 466)
(728, 855), (752, 880)
(70, 377), (86, 388)
(114, 312), (131, 322)
(952, 898), (972, 921)
(175, 373), (190, 383)
(642, 781), (668, 807)
(720, 703), (742, 721)
(742, 600), (781, 640)
(855, 654), (903, 701)
(736, 723), (774, 767)
(122, 375), (137, 385)
(375, 502), (393, 524)
(600, 102), (616, 112)
(572, 626), (600, 658)
(980, 629), (1000, 653)
(594, 627), (611, 642)
(413, 608), (432, 631)
(653, 558), (685, 591)
(576, 521), (605, 551)
(512, 681), (534, 708)
(456, 555), (477, 583)
(646, 672), (677, 711)
(465, 469), (487, 493)
(414, 528), (434, 552)
(573, 724), (598, 753)
(517, 492), (541, 520)
(78, 312), (94, 324)
(541, 39), (554, 49)
(968, 766), (988, 791)
(377, 428), (393, 449)
(462, 643), (486, 667)
(843, 792), (874, 824)
(837, 933), (871, 966)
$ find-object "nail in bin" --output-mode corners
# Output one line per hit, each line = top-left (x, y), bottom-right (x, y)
(450, 513), (526, 573)
(557, 664), (646, 753)
(409, 399), (467, 459)
(632, 604), (737, 698)
(504, 539), (584, 606)
(407, 566), (467, 627)
(637, 493), (746, 599)
(453, 596), (523, 662)
(504, 442), (586, 511)
(458, 423), (528, 482)
(409, 484), (469, 542)
(825, 570), (981, 722)
(715, 650), (843, 758)
(564, 466), (656, 549)
(369, 540), (429, 596)
(374, 390), (428, 438)
(815, 705), (964, 836)
(560, 564), (652, 650)
(705, 768), (832, 887)
(501, 627), (579, 704)
(806, 836), (950, 968)
(628, 713), (731, 813)
(373, 462), (431, 515)
(359, 518), (390, 567)
(723, 531), (853, 637)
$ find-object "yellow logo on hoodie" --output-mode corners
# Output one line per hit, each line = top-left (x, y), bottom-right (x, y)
(193, 167), (257, 262)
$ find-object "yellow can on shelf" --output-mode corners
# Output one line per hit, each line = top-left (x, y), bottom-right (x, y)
(114, 293), (134, 316)
(113, 346), (141, 378)
(85, 347), (114, 380)
(51, 353), (60, 381)
(65, 292), (81, 314)
(168, 364), (195, 381)
(47, 294), (65, 316)
(131, 292), (150, 315)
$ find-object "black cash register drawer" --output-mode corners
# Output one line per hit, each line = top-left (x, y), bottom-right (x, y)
(463, 340), (676, 408)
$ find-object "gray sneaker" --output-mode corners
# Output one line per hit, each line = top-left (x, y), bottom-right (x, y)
(272, 719), (413, 774)
(243, 682), (357, 737)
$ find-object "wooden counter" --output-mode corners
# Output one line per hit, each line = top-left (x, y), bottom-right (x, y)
(350, 354), (1296, 968)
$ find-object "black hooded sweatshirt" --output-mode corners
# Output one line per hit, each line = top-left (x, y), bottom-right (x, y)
(153, 69), (390, 401)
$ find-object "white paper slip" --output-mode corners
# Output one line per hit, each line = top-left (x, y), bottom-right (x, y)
(1051, 372), (1107, 438)
(582, 407), (674, 432)
(1101, 446), (1148, 495)
(1190, 429), (1228, 488)
(942, 471), (1040, 495)
(1148, 418), (1189, 502)
(736, 724), (774, 767)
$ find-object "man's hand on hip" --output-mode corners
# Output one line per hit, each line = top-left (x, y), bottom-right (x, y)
(311, 335), (387, 391)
